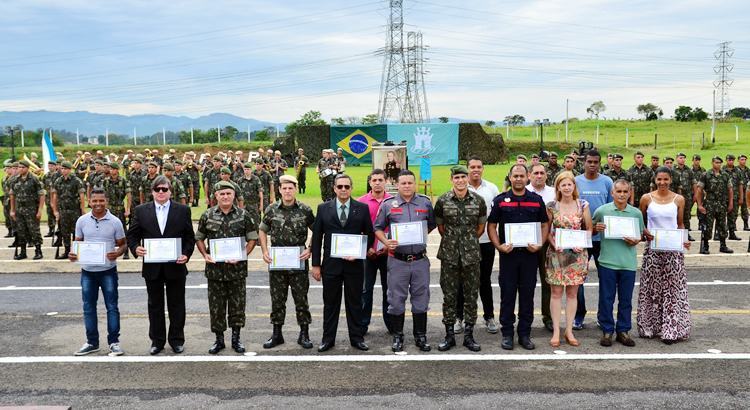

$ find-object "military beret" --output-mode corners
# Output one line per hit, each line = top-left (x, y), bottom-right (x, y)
(220, 167), (231, 174)
(450, 165), (469, 176)
(712, 156), (723, 163)
(213, 155), (222, 161)
(664, 156), (674, 161)
(162, 163), (175, 171)
(726, 154), (735, 160)
(613, 153), (623, 160)
(244, 161), (254, 168)
(214, 180), (235, 192)
(61, 161), (73, 169)
(516, 154), (528, 161)
(47, 160), (56, 165)
(174, 159), (184, 165)
(279, 175), (298, 185)
(109, 162), (120, 170)
(548, 152), (558, 158)
(254, 157), (264, 164)
(635, 151), (645, 157)
(676, 152), (686, 158)
(607, 153), (614, 158)
(651, 155), (660, 160)
(18, 160), (30, 168)
(693, 154), (701, 160)
(741, 155), (748, 160)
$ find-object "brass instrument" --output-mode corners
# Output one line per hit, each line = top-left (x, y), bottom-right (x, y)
(295, 159), (304, 176)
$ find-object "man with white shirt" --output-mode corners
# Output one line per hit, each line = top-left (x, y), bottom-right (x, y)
(527, 163), (556, 331)
(455, 156), (500, 334)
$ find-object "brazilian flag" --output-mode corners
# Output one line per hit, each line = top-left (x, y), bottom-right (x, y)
(330, 125), (387, 165)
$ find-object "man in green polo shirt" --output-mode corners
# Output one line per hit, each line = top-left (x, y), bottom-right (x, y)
(592, 178), (644, 348)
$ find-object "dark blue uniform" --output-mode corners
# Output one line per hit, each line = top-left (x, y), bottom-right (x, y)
(487, 189), (548, 338)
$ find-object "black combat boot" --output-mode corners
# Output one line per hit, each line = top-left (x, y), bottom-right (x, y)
(391, 314), (405, 352)
(688, 233), (695, 242)
(263, 324), (284, 349)
(747, 240), (750, 253)
(14, 243), (27, 260)
(462, 323), (481, 352)
(8, 237), (17, 247)
(728, 231), (742, 241)
(744, 217), (750, 231)
(56, 246), (70, 260)
(33, 245), (43, 260)
(208, 332), (225, 354)
(3, 230), (13, 238)
(720, 240), (734, 253)
(297, 324), (313, 349)
(412, 312), (431, 352)
(52, 233), (62, 247)
(45, 229), (54, 237)
(438, 324), (456, 352)
(231, 326), (246, 353)
(700, 239), (710, 255)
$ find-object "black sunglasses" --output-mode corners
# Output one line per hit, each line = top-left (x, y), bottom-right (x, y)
(336, 185), (351, 190)
(153, 187), (170, 193)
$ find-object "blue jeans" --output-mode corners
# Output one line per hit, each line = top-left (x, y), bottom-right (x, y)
(575, 241), (600, 323)
(596, 265), (636, 334)
(81, 267), (120, 346)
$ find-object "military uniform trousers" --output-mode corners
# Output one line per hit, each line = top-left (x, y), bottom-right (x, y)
(207, 278), (246, 334)
(59, 210), (81, 247)
(703, 206), (728, 241)
(192, 181), (201, 206)
(45, 198), (55, 232)
(727, 194), (740, 232)
(14, 209), (42, 246)
(683, 197), (693, 231)
(386, 257), (430, 315)
(3, 200), (13, 234)
(498, 251), (539, 337)
(269, 269), (311, 326)
(537, 243), (552, 325)
(298, 170), (307, 193)
(362, 254), (393, 331)
(457, 243), (497, 322)
(441, 260), (480, 326)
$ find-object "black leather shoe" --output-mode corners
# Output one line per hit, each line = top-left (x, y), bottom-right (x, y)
(729, 231), (742, 241)
(391, 334), (404, 352)
(518, 336), (536, 350)
(351, 341), (369, 351)
(544, 321), (554, 332)
(149, 346), (163, 355)
(501, 336), (514, 350)
(317, 341), (335, 352)
(171, 345), (184, 354)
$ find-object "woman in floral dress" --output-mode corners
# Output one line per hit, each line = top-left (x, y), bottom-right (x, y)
(546, 171), (593, 347)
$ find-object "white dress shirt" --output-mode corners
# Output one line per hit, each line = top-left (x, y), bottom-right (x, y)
(526, 183), (556, 205)
(468, 179), (500, 244)
(155, 200), (171, 235)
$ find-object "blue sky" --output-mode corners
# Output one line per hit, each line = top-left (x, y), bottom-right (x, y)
(1, 0), (748, 123)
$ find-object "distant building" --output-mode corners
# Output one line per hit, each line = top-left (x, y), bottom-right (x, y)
(87, 136), (99, 145)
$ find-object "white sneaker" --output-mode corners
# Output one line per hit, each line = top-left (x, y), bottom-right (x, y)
(108, 343), (125, 357)
(453, 320), (464, 334)
(485, 318), (499, 334)
(74, 343), (100, 356)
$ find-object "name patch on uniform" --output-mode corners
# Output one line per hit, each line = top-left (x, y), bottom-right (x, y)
(415, 209), (428, 213)
(391, 208), (403, 214)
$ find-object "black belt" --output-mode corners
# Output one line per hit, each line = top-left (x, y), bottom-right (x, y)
(392, 251), (426, 262)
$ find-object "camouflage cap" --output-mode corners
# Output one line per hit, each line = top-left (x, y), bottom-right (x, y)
(692, 154), (701, 160)
(279, 175), (298, 185)
(548, 151), (558, 158)
(531, 153), (540, 159)
(726, 154), (736, 160)
(131, 158), (142, 164)
(18, 160), (30, 168)
(213, 155), (222, 161)
(253, 157), (264, 164)
(94, 159), (104, 165)
(516, 154), (528, 161)
(3, 159), (12, 167)
(61, 161), (73, 169)
(676, 152), (687, 158)
(109, 162), (121, 170)
(220, 167), (231, 174)
(450, 165), (468, 176)
(174, 159), (184, 165)
(634, 151), (645, 157)
(162, 163), (175, 171)
(214, 180), (235, 192)
(147, 161), (158, 168)
(47, 160), (56, 165)
(712, 156), (723, 163)
(613, 153), (623, 160)
(741, 154), (748, 160)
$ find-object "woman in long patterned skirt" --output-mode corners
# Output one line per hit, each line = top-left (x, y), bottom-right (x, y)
(638, 167), (692, 344)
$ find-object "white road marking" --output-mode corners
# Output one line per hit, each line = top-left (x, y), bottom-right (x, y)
(0, 353), (749, 364)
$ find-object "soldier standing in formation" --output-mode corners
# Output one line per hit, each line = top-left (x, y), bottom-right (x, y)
(173, 160), (194, 206)
(51, 162), (86, 259)
(295, 148), (309, 194)
(203, 156), (223, 207)
(42, 161), (60, 237)
(562, 154), (579, 176)
(650, 155), (660, 173)
(692, 154), (707, 232)
(238, 162), (264, 221)
(161, 163), (188, 205)
(697, 156), (733, 254)
(269, 150), (288, 200)
(674, 153), (697, 241)
(545, 152), (561, 187)
(253, 157), (274, 210)
(374, 170), (436, 353)
(102, 163), (131, 258)
(195, 181), (258, 354)
(738, 155), (750, 231)
(603, 154), (627, 181)
(722, 154), (745, 241)
(258, 175), (315, 349)
(184, 153), (201, 207)
(2, 161), (17, 240)
(9, 160), (45, 260)
(627, 151), (654, 209)
(433, 165), (487, 352)
(317, 149), (336, 202)
(139, 162), (160, 204)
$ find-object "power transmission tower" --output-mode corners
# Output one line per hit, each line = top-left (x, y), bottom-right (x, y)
(406, 31), (429, 123)
(713, 41), (734, 118)
(378, 0), (410, 123)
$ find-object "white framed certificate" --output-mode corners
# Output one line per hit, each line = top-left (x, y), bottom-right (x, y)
(143, 238), (181, 263)
(650, 228), (687, 252)
(330, 233), (367, 259)
(504, 222), (542, 247)
(269, 246), (304, 270)
(603, 216), (640, 239)
(209, 237), (246, 262)
(72, 241), (107, 265)
(555, 229), (592, 249)
(391, 221), (427, 246)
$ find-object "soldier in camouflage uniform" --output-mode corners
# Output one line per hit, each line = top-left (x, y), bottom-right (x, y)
(317, 150), (336, 201)
(545, 152), (562, 187)
(691, 154), (707, 232)
(9, 160), (45, 260)
(41, 161), (60, 237)
(161, 163), (188, 205)
(2, 161), (17, 240)
(195, 180), (258, 354)
(184, 154), (201, 207)
(697, 156), (734, 254)
(51, 161), (86, 259)
(722, 154), (745, 240)
(269, 150), (288, 200)
(662, 156), (682, 194)
(561, 155), (579, 177)
(253, 157), (274, 210)
(738, 155), (750, 231)
(602, 153), (613, 173)
(103, 162), (131, 258)
(85, 160), (106, 198)
(626, 151), (654, 208)
(203, 156), (223, 208)
(604, 153), (627, 181)
(258, 175), (315, 349)
(127, 158), (145, 228)
(433, 165), (487, 352)
(650, 155), (660, 173)
(294, 148), (309, 193)
(139, 162), (160, 204)
(238, 162), (263, 223)
(674, 153), (697, 241)
(173, 160), (194, 206)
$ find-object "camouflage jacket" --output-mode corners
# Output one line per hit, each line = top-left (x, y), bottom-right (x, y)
(168, 176), (187, 202)
(185, 163), (200, 186)
(10, 174), (45, 209)
(103, 176), (130, 209)
(140, 173), (159, 203)
(545, 163), (562, 186)
(270, 159), (288, 178)
(692, 166), (706, 183)
(626, 165), (654, 201)
(722, 166), (745, 199)
(51, 175), (84, 210)
(41, 171), (60, 201)
(699, 170), (731, 205)
(604, 167), (627, 182)
(204, 168), (222, 197)
(259, 200), (314, 247)
(253, 169), (273, 197)
(673, 165), (695, 198)
(174, 172), (193, 197)
(433, 190), (487, 267)
(238, 174), (262, 210)
(196, 205), (259, 281)
(127, 169), (146, 205)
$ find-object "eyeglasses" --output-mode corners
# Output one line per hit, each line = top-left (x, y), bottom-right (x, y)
(153, 187), (170, 193)
(336, 185), (351, 190)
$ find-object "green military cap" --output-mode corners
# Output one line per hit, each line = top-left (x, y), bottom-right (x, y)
(55, 159), (63, 164)
(712, 156), (723, 163)
(47, 160), (56, 165)
(676, 152), (686, 158)
(162, 163), (174, 171)
(3, 159), (12, 167)
(726, 154), (735, 160)
(214, 180), (235, 192)
(516, 154), (528, 161)
(531, 153), (540, 159)
(109, 162), (120, 170)
(564, 154), (575, 161)
(131, 158), (142, 164)
(279, 175), (298, 185)
(18, 160), (30, 168)
(220, 167), (231, 174)
(548, 151), (558, 158)
(634, 151), (645, 157)
(253, 157), (264, 164)
(244, 161), (254, 168)
(741, 154), (748, 160)
(11, 161), (19, 167)
(651, 155), (660, 160)
(174, 159), (184, 165)
(213, 155), (222, 161)
(94, 159), (103, 165)
(101, 161), (111, 167)
(664, 156), (674, 161)
(61, 161), (73, 169)
(613, 153), (623, 160)
(693, 154), (701, 160)
(147, 161), (158, 167)
(450, 165), (468, 176)
(607, 153), (614, 158)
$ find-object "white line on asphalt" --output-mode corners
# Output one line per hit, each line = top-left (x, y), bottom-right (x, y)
(2, 281), (749, 291)
(0, 353), (749, 364)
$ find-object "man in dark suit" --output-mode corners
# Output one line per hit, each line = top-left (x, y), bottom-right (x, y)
(127, 175), (195, 355)
(312, 173), (374, 352)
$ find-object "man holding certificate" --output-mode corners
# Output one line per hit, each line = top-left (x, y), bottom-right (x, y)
(312, 174), (374, 352)
(487, 164), (549, 350)
(68, 188), (128, 357)
(259, 175), (315, 350)
(196, 180), (259, 354)
(374, 169), (436, 353)
(127, 175), (195, 355)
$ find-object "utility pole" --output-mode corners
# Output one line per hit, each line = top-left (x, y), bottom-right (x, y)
(20, 129), (24, 147)
(713, 41), (734, 118)
(105, 129), (109, 146)
(711, 89), (717, 143)
(76, 128), (80, 146)
(218, 125), (221, 143)
(133, 127), (137, 146)
(404, 31), (429, 123)
(565, 99), (569, 143)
